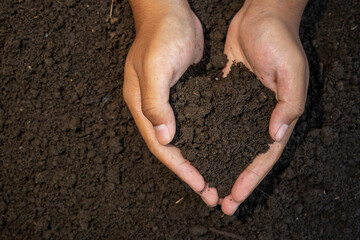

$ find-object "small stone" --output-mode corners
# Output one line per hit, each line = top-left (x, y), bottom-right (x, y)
(81, 96), (97, 105)
(35, 171), (48, 184)
(109, 32), (117, 39)
(62, 48), (70, 56)
(108, 137), (124, 154)
(69, 117), (81, 130)
(110, 17), (119, 24)
(79, 213), (90, 230)
(65, 0), (76, 8)
(335, 80), (345, 91)
(206, 62), (212, 71)
(65, 174), (77, 188)
(87, 150), (96, 159)
(190, 225), (208, 236)
(333, 62), (345, 79)
(104, 182), (116, 194)
(105, 168), (120, 184)
(257, 92), (268, 103)
(61, 62), (70, 72)
(54, 17), (65, 31)
(293, 202), (303, 214)
(211, 52), (227, 70)
(93, 156), (103, 164)
(44, 58), (54, 66)
(0, 199), (7, 214)
(0, 109), (4, 131)
(321, 126), (335, 146)
(6, 209), (18, 223)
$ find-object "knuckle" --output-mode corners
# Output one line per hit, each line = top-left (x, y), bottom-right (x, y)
(233, 195), (246, 205)
(141, 99), (161, 121)
(293, 102), (305, 117)
(266, 147), (278, 159)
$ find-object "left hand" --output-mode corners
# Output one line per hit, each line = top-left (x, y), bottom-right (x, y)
(123, 0), (219, 207)
(221, 0), (309, 215)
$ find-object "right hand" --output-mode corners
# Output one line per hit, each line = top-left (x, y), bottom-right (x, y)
(123, 0), (219, 207)
(220, 0), (309, 215)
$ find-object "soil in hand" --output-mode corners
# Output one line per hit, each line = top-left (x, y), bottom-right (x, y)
(171, 62), (276, 197)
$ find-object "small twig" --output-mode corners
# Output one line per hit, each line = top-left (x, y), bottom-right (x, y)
(349, 191), (360, 201)
(209, 228), (245, 240)
(109, 0), (114, 18)
(341, 14), (352, 31)
(175, 196), (184, 204)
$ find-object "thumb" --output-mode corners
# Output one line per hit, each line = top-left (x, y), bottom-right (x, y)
(269, 100), (305, 142)
(269, 58), (308, 142)
(139, 67), (176, 145)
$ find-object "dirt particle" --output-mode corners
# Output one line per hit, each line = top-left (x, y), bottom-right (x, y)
(211, 52), (228, 70)
(108, 137), (124, 154)
(190, 225), (208, 236)
(64, 0), (77, 8)
(69, 116), (81, 130)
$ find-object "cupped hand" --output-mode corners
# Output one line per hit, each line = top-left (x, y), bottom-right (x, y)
(123, 0), (218, 206)
(221, 0), (309, 215)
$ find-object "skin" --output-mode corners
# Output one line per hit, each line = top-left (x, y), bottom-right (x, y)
(123, 0), (309, 215)
(124, 0), (218, 207)
(221, 0), (309, 214)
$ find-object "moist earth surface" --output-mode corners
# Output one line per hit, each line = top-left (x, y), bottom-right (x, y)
(0, 0), (359, 239)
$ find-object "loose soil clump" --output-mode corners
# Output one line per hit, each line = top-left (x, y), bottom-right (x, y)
(172, 63), (276, 196)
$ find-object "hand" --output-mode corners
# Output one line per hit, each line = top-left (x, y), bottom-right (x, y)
(221, 0), (309, 215)
(123, 0), (218, 206)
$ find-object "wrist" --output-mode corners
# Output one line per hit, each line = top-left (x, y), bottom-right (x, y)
(129, 0), (191, 33)
(241, 0), (308, 33)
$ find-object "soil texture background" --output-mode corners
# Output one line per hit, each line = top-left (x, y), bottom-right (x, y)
(1, 0), (359, 239)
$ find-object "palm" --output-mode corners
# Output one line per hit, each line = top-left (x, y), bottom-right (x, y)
(221, 10), (309, 215)
(124, 8), (219, 207)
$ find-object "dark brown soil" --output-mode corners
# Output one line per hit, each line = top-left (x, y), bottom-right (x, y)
(1, 0), (359, 239)
(171, 63), (275, 197)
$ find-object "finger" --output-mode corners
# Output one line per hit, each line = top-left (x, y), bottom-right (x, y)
(269, 53), (309, 142)
(163, 145), (219, 207)
(136, 11), (204, 146)
(124, 66), (218, 207)
(137, 59), (176, 145)
(221, 121), (296, 216)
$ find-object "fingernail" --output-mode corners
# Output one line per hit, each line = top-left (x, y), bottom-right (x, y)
(154, 124), (171, 144)
(275, 124), (289, 142)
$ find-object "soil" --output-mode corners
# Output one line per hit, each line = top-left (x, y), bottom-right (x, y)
(171, 62), (276, 197)
(1, 0), (359, 239)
